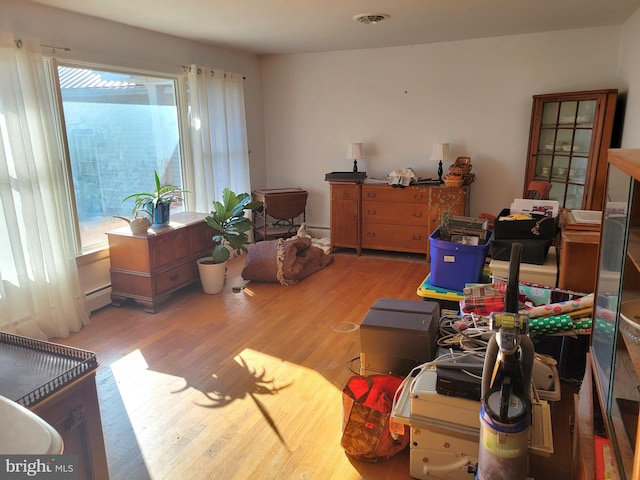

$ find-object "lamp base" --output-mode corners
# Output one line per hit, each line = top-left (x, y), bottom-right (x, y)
(353, 159), (358, 173)
(438, 160), (443, 183)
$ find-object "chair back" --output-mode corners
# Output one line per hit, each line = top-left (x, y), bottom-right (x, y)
(526, 181), (552, 200)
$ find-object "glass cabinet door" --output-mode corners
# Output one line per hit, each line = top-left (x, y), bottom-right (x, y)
(592, 161), (639, 479)
(524, 90), (617, 211)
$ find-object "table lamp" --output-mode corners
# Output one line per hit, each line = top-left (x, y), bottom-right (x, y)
(347, 143), (364, 172)
(430, 143), (449, 184)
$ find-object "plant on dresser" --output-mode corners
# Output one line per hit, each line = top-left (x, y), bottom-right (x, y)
(123, 171), (188, 227)
(197, 188), (263, 294)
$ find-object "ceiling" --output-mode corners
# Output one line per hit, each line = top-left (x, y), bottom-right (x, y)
(29, 0), (640, 56)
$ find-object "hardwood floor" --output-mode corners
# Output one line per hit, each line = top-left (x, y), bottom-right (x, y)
(53, 250), (577, 479)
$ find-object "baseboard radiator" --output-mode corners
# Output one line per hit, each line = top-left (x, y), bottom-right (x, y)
(85, 285), (112, 313)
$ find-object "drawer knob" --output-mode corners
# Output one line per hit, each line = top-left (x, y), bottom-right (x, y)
(342, 192), (349, 198)
(414, 194), (424, 200)
(412, 212), (423, 218)
(412, 235), (422, 241)
(366, 232), (375, 238)
(367, 209), (376, 215)
(367, 192), (376, 198)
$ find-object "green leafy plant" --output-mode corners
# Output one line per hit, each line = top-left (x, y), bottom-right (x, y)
(123, 171), (187, 215)
(204, 188), (263, 264)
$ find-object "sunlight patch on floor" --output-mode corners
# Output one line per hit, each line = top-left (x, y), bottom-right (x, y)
(109, 347), (361, 479)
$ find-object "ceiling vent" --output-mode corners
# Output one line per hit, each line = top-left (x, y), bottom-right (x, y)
(353, 14), (390, 25)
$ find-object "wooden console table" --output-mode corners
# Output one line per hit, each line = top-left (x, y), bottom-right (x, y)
(107, 211), (215, 312)
(252, 188), (307, 241)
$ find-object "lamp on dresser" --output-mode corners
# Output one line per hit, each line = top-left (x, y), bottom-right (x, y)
(347, 143), (364, 173)
(430, 143), (450, 184)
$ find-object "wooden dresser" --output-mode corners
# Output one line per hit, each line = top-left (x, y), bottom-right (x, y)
(328, 182), (468, 258)
(107, 211), (215, 312)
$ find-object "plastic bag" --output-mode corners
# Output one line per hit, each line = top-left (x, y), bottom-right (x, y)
(340, 374), (409, 462)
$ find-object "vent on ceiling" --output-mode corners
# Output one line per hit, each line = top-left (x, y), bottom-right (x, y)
(353, 14), (390, 25)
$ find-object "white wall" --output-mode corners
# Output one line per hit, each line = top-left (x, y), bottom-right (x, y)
(1, 0), (267, 192)
(619, 7), (640, 147)
(262, 27), (623, 230)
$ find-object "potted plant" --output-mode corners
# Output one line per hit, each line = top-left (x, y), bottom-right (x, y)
(123, 171), (187, 227)
(197, 188), (263, 294)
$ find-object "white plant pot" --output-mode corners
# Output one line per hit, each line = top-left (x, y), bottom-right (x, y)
(197, 257), (227, 294)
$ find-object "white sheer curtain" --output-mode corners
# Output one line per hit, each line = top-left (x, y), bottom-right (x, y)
(184, 65), (251, 213)
(0, 32), (89, 339)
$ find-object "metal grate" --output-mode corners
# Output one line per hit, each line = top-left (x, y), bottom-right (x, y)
(353, 14), (390, 24)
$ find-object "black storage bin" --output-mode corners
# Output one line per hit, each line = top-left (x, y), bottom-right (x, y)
(493, 208), (558, 240)
(490, 238), (552, 265)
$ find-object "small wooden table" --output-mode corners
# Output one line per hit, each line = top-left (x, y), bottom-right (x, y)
(0, 332), (108, 480)
(252, 188), (307, 241)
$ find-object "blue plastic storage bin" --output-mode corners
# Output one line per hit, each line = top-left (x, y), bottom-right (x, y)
(429, 228), (492, 291)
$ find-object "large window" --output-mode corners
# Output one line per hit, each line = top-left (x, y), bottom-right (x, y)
(55, 64), (185, 253)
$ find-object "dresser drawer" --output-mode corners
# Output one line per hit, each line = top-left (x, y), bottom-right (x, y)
(361, 224), (429, 253)
(110, 270), (152, 297)
(332, 184), (360, 202)
(362, 185), (428, 203)
(153, 262), (196, 295)
(362, 201), (428, 226)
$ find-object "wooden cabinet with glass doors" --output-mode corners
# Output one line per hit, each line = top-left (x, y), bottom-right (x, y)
(524, 89), (617, 210)
(586, 149), (640, 479)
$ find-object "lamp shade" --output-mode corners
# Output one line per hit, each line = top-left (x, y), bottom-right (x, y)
(346, 143), (364, 160)
(430, 143), (450, 162)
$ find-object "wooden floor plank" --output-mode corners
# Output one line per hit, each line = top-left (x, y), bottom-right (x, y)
(53, 250), (575, 479)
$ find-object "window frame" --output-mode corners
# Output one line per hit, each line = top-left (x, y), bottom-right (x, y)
(46, 58), (192, 256)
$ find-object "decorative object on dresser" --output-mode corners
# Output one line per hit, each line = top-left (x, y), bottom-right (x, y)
(347, 142), (364, 173)
(327, 181), (468, 259)
(197, 188), (263, 294)
(107, 211), (217, 312)
(122, 170), (188, 227)
(430, 142), (450, 184)
(112, 209), (152, 234)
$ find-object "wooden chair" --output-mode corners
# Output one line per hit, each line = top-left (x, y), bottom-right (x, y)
(526, 181), (552, 200)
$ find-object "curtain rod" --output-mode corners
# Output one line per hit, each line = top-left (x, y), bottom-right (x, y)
(42, 43), (71, 52)
(181, 65), (246, 80)
(15, 39), (71, 52)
